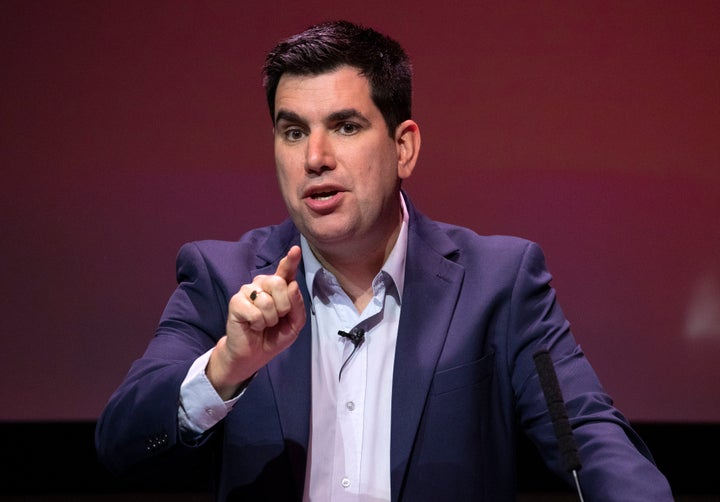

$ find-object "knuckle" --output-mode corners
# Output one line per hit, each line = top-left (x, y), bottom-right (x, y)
(246, 311), (266, 329)
(229, 293), (245, 309)
(266, 275), (287, 289)
(253, 274), (271, 285)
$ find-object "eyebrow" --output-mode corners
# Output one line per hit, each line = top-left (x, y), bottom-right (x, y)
(274, 108), (371, 127)
(275, 110), (304, 126)
(327, 108), (371, 126)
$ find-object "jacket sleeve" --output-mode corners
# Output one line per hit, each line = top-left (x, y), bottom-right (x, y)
(509, 242), (673, 501)
(95, 241), (229, 476)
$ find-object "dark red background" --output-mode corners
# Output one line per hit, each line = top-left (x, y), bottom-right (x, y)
(2, 1), (718, 423)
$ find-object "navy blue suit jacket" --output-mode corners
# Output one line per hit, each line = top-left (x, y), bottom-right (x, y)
(96, 193), (672, 501)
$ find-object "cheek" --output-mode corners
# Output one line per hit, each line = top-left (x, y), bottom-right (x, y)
(368, 149), (401, 184)
(274, 148), (299, 181)
(354, 141), (395, 172)
(275, 170), (295, 198)
(274, 160), (295, 200)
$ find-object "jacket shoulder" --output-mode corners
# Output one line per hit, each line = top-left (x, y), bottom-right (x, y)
(417, 213), (538, 263)
(179, 219), (299, 266)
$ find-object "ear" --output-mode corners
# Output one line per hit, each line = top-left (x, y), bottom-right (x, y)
(394, 120), (421, 180)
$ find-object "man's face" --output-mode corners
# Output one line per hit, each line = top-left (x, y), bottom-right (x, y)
(273, 66), (409, 257)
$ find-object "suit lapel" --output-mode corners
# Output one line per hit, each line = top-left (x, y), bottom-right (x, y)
(390, 207), (465, 501)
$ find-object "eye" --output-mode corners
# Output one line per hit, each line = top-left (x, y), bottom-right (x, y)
(282, 127), (306, 142)
(337, 122), (360, 135)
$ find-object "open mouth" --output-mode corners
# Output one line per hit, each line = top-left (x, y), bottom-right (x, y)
(310, 190), (338, 201)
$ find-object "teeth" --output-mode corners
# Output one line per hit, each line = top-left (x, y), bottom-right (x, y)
(312, 192), (335, 200)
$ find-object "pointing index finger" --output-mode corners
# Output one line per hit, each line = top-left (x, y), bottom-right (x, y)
(275, 245), (302, 283)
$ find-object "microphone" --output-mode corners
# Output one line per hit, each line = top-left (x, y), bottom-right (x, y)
(337, 327), (365, 380)
(533, 349), (584, 502)
(338, 327), (365, 347)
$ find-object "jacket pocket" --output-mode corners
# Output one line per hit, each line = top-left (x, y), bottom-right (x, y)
(430, 352), (495, 396)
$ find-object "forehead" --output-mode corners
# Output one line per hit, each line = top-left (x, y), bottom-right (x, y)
(274, 66), (376, 119)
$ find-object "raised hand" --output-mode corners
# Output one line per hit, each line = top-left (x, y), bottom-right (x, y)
(207, 245), (306, 399)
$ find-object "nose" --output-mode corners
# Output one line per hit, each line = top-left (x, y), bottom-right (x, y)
(305, 131), (334, 174)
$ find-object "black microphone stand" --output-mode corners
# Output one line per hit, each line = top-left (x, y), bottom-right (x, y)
(533, 349), (585, 502)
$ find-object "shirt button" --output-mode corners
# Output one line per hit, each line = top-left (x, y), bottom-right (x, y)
(341, 477), (351, 488)
(205, 408), (214, 416)
(345, 401), (355, 411)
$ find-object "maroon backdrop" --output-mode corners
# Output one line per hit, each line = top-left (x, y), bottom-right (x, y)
(2, 1), (718, 422)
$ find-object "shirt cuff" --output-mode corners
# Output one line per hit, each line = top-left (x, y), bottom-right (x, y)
(178, 348), (242, 435)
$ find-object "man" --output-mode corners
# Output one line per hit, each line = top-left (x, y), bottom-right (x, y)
(96, 20), (673, 501)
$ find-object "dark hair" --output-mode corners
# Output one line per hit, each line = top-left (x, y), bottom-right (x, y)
(262, 20), (412, 136)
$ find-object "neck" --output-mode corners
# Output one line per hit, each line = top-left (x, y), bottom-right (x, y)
(310, 219), (401, 312)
